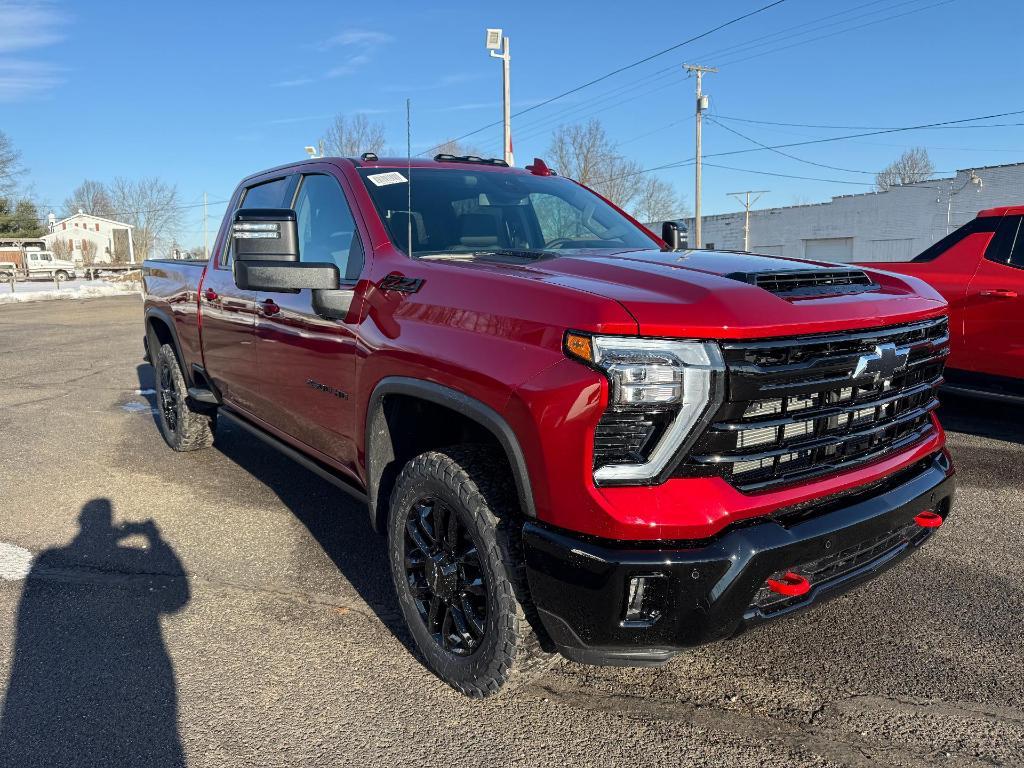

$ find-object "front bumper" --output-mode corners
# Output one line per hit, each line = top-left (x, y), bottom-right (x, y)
(523, 451), (954, 666)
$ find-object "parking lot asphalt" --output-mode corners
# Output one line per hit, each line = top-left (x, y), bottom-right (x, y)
(0, 296), (1021, 767)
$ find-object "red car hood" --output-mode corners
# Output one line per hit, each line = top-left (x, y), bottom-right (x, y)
(441, 248), (947, 339)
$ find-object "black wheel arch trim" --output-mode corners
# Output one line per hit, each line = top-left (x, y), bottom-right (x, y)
(365, 377), (537, 531)
(144, 307), (192, 386)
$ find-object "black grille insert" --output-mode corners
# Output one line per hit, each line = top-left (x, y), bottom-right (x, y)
(677, 316), (949, 491)
(728, 269), (875, 297)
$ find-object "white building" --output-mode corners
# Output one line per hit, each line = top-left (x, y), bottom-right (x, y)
(43, 211), (135, 264)
(689, 162), (1024, 263)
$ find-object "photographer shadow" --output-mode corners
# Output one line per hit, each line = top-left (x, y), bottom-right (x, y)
(0, 499), (189, 768)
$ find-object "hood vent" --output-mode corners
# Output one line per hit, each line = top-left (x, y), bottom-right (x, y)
(728, 269), (875, 297)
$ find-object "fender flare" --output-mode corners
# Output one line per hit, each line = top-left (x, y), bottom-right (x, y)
(144, 307), (192, 386)
(365, 377), (537, 530)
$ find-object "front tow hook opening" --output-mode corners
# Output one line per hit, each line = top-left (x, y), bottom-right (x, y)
(765, 572), (811, 597)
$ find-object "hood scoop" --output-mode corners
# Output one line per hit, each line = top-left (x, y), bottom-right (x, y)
(727, 268), (876, 298)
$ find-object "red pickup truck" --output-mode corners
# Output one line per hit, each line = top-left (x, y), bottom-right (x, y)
(858, 205), (1024, 403)
(143, 154), (955, 697)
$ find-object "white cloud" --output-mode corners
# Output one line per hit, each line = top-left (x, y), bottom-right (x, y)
(274, 28), (392, 88)
(0, 2), (67, 100)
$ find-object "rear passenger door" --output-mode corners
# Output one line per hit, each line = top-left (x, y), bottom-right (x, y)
(963, 215), (1024, 380)
(201, 175), (296, 413)
(253, 170), (367, 477)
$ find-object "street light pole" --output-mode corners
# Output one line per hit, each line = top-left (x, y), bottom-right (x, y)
(487, 28), (514, 166)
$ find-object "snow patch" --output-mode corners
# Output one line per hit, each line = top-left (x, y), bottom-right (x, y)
(135, 389), (156, 395)
(0, 542), (33, 581)
(121, 402), (156, 414)
(0, 279), (141, 305)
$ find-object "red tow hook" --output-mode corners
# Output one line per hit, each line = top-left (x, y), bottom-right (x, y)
(914, 511), (943, 528)
(766, 572), (811, 597)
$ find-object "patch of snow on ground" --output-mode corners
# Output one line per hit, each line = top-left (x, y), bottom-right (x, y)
(0, 278), (141, 304)
(0, 542), (33, 581)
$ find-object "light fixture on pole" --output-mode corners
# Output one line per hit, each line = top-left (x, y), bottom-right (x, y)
(486, 28), (514, 166)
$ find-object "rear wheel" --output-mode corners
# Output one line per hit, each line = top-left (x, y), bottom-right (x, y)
(54, 270), (69, 282)
(154, 343), (215, 451)
(388, 446), (557, 698)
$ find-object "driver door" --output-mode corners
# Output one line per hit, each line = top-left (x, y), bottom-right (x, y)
(253, 170), (367, 477)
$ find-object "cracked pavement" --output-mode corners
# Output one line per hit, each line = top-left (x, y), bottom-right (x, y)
(0, 296), (1022, 767)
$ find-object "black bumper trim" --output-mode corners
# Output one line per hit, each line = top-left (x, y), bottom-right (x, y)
(523, 452), (954, 666)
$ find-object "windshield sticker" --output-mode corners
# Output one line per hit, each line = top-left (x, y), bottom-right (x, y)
(367, 171), (408, 186)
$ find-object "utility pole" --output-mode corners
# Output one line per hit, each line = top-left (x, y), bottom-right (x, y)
(684, 64), (716, 248)
(203, 192), (209, 260)
(487, 29), (514, 166)
(727, 190), (768, 251)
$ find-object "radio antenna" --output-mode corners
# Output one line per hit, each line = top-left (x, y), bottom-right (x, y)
(406, 98), (413, 259)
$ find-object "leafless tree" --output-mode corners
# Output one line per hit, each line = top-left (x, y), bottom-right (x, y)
(633, 177), (688, 224)
(109, 177), (182, 261)
(62, 180), (115, 218)
(0, 130), (25, 199)
(320, 114), (387, 157)
(433, 139), (482, 157)
(548, 119), (684, 221)
(875, 147), (935, 191)
(80, 240), (98, 264)
(51, 238), (73, 261)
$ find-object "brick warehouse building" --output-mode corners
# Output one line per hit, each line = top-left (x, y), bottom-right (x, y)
(688, 162), (1024, 263)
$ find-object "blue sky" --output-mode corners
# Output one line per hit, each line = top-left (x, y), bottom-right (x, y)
(3, 0), (1023, 247)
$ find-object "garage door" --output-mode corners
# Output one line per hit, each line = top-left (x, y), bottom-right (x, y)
(803, 237), (853, 262)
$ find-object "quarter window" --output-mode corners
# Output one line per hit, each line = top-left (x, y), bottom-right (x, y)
(293, 174), (364, 281)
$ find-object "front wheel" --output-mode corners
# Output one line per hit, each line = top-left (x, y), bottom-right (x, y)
(388, 447), (557, 697)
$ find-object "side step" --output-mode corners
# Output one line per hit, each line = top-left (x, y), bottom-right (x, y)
(218, 409), (369, 505)
(942, 384), (1024, 406)
(186, 387), (219, 404)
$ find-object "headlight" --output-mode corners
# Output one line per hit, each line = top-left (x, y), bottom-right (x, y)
(565, 333), (724, 484)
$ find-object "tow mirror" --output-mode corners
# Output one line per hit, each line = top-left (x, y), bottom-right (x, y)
(231, 207), (354, 319)
(662, 221), (688, 251)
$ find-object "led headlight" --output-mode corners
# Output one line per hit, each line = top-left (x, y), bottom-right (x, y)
(566, 333), (724, 484)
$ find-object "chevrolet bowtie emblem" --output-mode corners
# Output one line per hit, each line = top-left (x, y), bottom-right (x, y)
(852, 342), (910, 383)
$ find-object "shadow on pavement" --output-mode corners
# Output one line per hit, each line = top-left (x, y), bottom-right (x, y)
(210, 418), (412, 651)
(937, 392), (1024, 446)
(0, 499), (190, 768)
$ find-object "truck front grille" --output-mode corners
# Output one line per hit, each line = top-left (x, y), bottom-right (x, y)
(678, 316), (949, 492)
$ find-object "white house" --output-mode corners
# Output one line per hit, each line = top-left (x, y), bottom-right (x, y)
(688, 162), (1024, 263)
(43, 210), (135, 264)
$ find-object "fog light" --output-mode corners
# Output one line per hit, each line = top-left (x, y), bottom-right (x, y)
(622, 574), (667, 627)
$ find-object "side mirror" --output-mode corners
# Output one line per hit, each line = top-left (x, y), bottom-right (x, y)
(661, 221), (688, 251)
(232, 209), (300, 262)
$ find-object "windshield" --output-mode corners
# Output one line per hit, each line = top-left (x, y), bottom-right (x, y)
(357, 168), (657, 257)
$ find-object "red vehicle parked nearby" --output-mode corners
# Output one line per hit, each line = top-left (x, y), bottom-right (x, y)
(858, 205), (1024, 402)
(142, 154), (955, 697)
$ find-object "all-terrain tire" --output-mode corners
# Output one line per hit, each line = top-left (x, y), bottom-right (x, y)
(388, 446), (559, 698)
(154, 343), (215, 451)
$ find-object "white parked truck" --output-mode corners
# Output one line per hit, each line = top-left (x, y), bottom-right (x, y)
(0, 250), (78, 282)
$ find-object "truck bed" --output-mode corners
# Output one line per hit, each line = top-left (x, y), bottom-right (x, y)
(142, 258), (208, 374)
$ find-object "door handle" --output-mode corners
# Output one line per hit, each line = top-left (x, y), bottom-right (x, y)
(203, 287), (218, 301)
(261, 298), (281, 316)
(979, 288), (1018, 298)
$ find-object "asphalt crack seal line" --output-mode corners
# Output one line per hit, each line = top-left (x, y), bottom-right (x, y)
(0, 542), (33, 581)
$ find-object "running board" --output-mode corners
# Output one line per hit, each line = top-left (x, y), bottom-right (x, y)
(942, 384), (1024, 405)
(219, 409), (369, 505)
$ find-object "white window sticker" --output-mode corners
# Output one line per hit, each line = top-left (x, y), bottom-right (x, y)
(367, 171), (408, 187)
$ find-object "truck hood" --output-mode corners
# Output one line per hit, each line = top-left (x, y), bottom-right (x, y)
(433, 248), (947, 339)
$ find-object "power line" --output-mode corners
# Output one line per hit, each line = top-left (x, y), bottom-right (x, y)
(421, 0), (788, 155)
(714, 113), (1024, 132)
(706, 115), (880, 175)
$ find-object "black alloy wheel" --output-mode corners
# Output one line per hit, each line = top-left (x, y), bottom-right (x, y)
(157, 354), (180, 434)
(403, 497), (487, 656)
